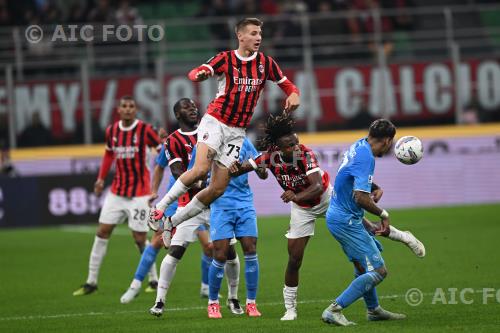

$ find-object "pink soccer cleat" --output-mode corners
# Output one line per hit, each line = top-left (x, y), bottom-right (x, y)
(245, 303), (262, 317)
(208, 303), (222, 319)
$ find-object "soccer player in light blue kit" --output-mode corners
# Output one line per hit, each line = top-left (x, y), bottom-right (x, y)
(322, 119), (409, 326)
(201, 137), (268, 318)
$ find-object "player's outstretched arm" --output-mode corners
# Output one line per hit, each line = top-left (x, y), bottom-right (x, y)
(188, 65), (213, 82)
(228, 160), (255, 177)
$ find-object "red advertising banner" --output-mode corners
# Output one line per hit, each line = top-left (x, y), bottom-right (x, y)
(2, 58), (499, 138)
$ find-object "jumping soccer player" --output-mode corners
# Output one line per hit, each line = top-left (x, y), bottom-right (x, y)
(73, 96), (161, 296)
(321, 119), (408, 326)
(149, 17), (300, 244)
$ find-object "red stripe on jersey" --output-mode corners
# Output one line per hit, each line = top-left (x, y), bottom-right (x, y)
(206, 51), (285, 128)
(165, 129), (198, 207)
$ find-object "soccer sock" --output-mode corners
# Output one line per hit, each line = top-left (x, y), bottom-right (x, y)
(86, 236), (109, 285)
(387, 226), (411, 243)
(208, 259), (225, 302)
(155, 255), (179, 303)
(156, 179), (189, 211)
(336, 271), (384, 309)
(171, 197), (207, 227)
(225, 255), (240, 299)
(283, 285), (298, 311)
(244, 254), (259, 301)
(355, 270), (379, 310)
(138, 240), (159, 283)
(133, 244), (160, 284)
(201, 253), (212, 286)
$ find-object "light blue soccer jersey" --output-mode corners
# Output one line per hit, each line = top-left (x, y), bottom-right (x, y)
(329, 138), (375, 221)
(188, 138), (260, 211)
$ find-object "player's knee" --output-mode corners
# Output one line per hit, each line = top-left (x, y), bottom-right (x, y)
(96, 228), (112, 239)
(151, 235), (164, 249)
(288, 255), (303, 271)
(375, 266), (388, 279)
(191, 165), (210, 180)
(242, 243), (257, 256)
(202, 242), (213, 256)
(213, 248), (227, 263)
(168, 245), (186, 260)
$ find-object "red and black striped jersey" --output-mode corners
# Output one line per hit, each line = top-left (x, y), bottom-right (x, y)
(203, 50), (287, 128)
(164, 129), (198, 207)
(252, 144), (330, 208)
(105, 119), (161, 197)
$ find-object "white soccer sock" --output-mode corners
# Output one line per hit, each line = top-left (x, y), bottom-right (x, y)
(171, 197), (207, 227)
(388, 226), (411, 243)
(86, 236), (109, 285)
(283, 285), (298, 311)
(130, 278), (141, 290)
(225, 255), (240, 299)
(156, 179), (189, 211)
(155, 255), (179, 303)
(145, 240), (159, 283)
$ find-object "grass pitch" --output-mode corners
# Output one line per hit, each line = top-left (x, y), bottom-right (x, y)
(1, 204), (499, 332)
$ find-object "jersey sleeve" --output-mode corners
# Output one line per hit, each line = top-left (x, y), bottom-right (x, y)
(241, 138), (261, 161)
(104, 125), (113, 151)
(352, 148), (375, 193)
(249, 151), (271, 170)
(145, 124), (161, 149)
(204, 52), (227, 76)
(155, 143), (168, 168)
(267, 56), (287, 84)
(165, 135), (183, 166)
(302, 148), (321, 176)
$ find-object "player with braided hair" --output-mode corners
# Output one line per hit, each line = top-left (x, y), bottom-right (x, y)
(230, 113), (331, 321)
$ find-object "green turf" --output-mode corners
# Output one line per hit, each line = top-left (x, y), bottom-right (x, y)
(1, 204), (499, 332)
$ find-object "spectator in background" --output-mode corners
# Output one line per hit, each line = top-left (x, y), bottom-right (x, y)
(197, 0), (231, 52)
(87, 0), (114, 23)
(67, 2), (88, 23)
(115, 0), (142, 25)
(310, 0), (347, 62)
(0, 0), (13, 26)
(18, 113), (53, 147)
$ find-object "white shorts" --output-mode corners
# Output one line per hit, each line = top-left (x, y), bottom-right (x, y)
(197, 114), (245, 168)
(99, 192), (150, 232)
(286, 185), (333, 239)
(170, 207), (210, 247)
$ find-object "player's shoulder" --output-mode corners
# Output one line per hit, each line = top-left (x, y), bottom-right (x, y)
(206, 50), (230, 63)
(354, 138), (373, 160)
(166, 129), (182, 142)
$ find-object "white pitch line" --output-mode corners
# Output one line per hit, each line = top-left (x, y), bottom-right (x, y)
(0, 291), (447, 322)
(59, 225), (131, 236)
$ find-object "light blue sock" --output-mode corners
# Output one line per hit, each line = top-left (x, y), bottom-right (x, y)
(208, 260), (225, 301)
(355, 270), (379, 310)
(336, 271), (384, 308)
(201, 253), (212, 285)
(133, 245), (160, 282)
(244, 254), (259, 300)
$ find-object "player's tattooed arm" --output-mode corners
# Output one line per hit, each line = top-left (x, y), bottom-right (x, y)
(169, 161), (184, 180)
(228, 160), (254, 177)
(207, 149), (217, 161)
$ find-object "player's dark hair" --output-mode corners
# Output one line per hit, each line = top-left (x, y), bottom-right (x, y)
(235, 18), (263, 33)
(368, 119), (396, 139)
(173, 98), (192, 115)
(120, 95), (134, 102)
(260, 113), (295, 150)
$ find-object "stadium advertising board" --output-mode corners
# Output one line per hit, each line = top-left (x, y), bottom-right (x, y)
(1, 59), (499, 137)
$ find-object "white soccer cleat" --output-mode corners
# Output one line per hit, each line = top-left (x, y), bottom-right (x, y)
(321, 303), (356, 326)
(161, 218), (175, 248)
(120, 287), (140, 304)
(227, 298), (244, 315)
(149, 301), (164, 317)
(367, 306), (406, 321)
(280, 309), (297, 321)
(404, 231), (426, 258)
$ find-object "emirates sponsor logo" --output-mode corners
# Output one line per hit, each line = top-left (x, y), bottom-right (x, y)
(233, 77), (263, 85)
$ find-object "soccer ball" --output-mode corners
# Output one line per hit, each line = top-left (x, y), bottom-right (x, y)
(394, 136), (423, 165)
